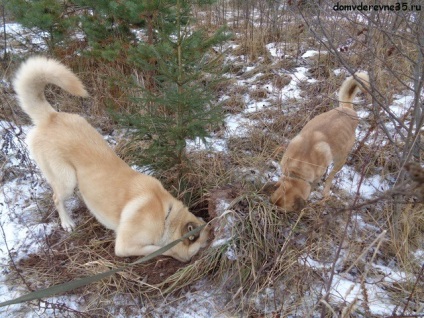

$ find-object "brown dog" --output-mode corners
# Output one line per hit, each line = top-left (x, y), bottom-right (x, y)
(271, 72), (370, 211)
(13, 56), (210, 262)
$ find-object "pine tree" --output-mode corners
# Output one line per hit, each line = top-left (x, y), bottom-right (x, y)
(6, 0), (75, 51)
(6, 0), (145, 57)
(71, 0), (143, 61)
(121, 0), (231, 173)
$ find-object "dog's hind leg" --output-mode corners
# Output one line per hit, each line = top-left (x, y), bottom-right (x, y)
(53, 189), (76, 232)
(41, 161), (77, 231)
(323, 156), (347, 198)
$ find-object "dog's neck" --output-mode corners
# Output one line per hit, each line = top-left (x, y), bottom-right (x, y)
(285, 171), (313, 186)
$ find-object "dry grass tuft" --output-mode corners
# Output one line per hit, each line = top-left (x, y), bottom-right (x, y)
(222, 94), (245, 114)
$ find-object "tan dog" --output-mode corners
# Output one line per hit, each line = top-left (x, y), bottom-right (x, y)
(271, 72), (370, 211)
(13, 56), (210, 262)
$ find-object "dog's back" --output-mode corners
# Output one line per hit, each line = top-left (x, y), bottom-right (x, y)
(273, 72), (370, 210)
(284, 72), (369, 165)
(13, 57), (129, 230)
(13, 56), (124, 192)
(294, 72), (369, 142)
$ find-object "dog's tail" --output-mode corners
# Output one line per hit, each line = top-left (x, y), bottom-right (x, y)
(338, 72), (369, 109)
(13, 56), (89, 125)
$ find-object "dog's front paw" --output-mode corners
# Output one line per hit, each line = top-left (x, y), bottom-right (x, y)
(61, 219), (76, 232)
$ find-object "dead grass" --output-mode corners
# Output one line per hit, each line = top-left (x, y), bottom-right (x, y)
(1, 59), (29, 125)
(222, 94), (245, 114)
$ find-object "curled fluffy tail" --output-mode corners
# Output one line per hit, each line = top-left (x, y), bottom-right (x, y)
(13, 56), (89, 125)
(338, 72), (369, 109)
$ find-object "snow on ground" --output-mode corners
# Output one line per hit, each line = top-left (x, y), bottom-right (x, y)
(152, 281), (231, 318)
(210, 200), (238, 261)
(337, 166), (390, 199)
(0, 121), (73, 316)
(279, 66), (317, 101)
(391, 93), (414, 118)
(3, 23), (48, 54)
(0, 122), (53, 262)
(300, 244), (415, 317)
(330, 275), (397, 315)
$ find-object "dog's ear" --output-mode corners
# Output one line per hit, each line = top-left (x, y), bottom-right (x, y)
(293, 196), (306, 211)
(184, 222), (199, 242)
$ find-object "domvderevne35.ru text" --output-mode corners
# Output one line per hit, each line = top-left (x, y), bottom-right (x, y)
(333, 2), (421, 11)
